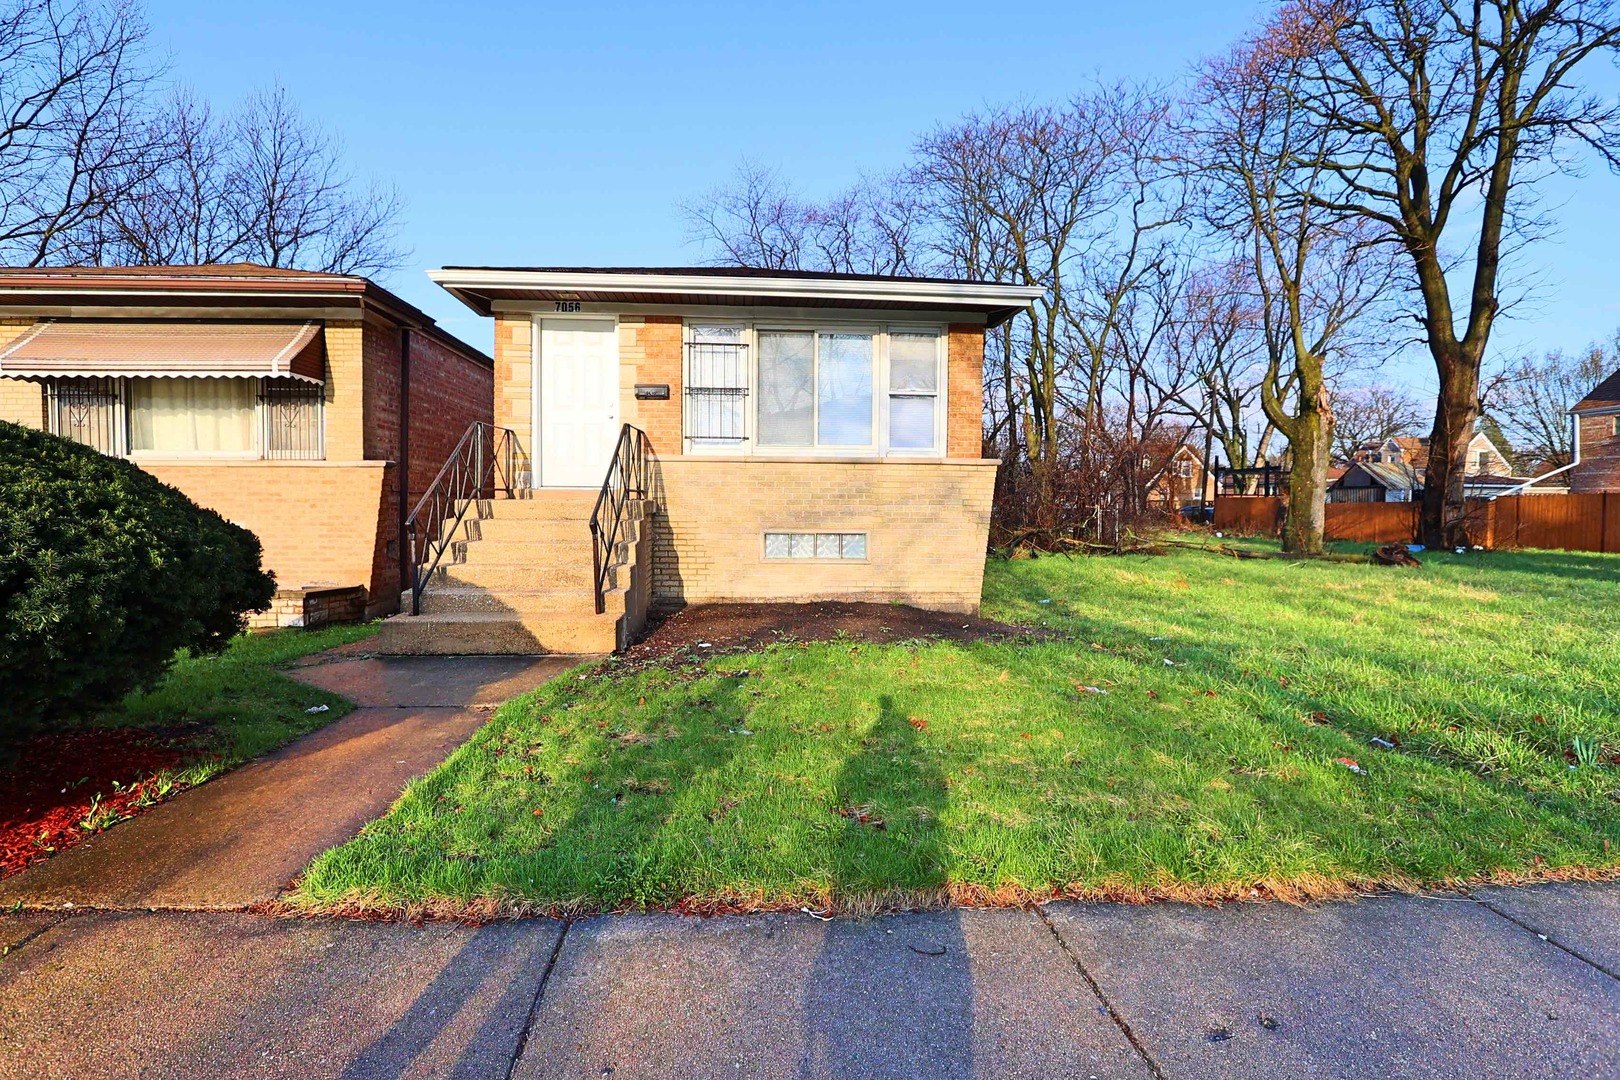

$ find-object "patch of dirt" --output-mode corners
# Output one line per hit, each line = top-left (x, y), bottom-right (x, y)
(620, 601), (1041, 669)
(0, 729), (200, 880)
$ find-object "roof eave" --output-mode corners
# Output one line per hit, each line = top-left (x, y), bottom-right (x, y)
(427, 268), (1044, 324)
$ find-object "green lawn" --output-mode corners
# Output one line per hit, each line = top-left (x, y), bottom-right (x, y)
(97, 622), (379, 792)
(292, 545), (1620, 916)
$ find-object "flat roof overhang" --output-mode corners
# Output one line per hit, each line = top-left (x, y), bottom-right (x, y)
(427, 267), (1045, 326)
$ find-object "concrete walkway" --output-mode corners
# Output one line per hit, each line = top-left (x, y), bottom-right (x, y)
(2, 885), (1618, 1078)
(0, 653), (581, 910)
(1, 651), (1616, 1076)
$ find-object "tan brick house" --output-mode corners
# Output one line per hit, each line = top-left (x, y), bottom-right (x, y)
(0, 264), (493, 623)
(376, 267), (1040, 654)
(1571, 368), (1620, 493)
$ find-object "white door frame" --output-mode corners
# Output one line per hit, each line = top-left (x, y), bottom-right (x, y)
(531, 313), (621, 488)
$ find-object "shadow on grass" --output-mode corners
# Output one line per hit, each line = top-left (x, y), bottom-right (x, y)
(799, 694), (973, 1077)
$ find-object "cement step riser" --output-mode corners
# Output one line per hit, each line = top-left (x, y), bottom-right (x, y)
(446, 539), (634, 573)
(431, 564), (607, 592)
(373, 615), (619, 656)
(414, 587), (628, 618)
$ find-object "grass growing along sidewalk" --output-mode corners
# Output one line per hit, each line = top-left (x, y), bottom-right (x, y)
(292, 544), (1620, 916)
(1, 622), (377, 877)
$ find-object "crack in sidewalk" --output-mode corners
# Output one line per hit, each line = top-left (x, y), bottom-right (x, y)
(504, 919), (571, 1079)
(1468, 893), (1620, 984)
(1035, 905), (1166, 1079)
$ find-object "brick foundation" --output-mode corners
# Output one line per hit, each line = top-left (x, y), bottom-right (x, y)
(649, 457), (998, 613)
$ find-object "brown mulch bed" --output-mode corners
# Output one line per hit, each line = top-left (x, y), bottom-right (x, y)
(0, 729), (203, 880)
(620, 601), (1041, 669)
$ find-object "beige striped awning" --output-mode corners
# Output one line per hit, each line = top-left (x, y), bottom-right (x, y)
(0, 320), (325, 382)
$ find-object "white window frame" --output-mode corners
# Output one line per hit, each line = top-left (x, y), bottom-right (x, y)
(682, 319), (947, 459)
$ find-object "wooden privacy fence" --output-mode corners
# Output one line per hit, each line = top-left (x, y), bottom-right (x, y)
(1211, 493), (1620, 553)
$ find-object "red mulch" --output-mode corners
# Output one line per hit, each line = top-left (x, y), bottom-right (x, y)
(0, 729), (198, 880)
(620, 601), (1040, 670)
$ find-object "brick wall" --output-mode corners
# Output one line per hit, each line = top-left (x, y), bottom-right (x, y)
(322, 320), (367, 461)
(138, 461), (397, 616)
(1, 318), (46, 427)
(947, 324), (986, 459)
(649, 457), (998, 613)
(1573, 413), (1620, 493)
(620, 315), (682, 456)
(493, 313), (534, 484)
(406, 327), (496, 509)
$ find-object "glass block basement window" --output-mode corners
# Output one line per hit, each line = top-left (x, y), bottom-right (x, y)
(763, 532), (868, 560)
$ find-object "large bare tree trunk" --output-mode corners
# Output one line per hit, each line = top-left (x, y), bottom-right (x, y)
(1419, 351), (1481, 548)
(1280, 384), (1332, 554)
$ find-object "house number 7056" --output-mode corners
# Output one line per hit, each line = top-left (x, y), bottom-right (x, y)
(554, 301), (582, 312)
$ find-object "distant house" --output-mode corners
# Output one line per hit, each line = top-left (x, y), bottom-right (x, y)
(1353, 432), (1514, 475)
(1329, 460), (1423, 503)
(1329, 430), (1542, 502)
(1570, 369), (1620, 493)
(1145, 443), (1215, 508)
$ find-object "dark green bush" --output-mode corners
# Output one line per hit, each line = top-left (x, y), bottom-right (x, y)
(0, 421), (275, 733)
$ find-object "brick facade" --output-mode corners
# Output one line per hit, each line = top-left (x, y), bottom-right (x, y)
(1573, 413), (1620, 493)
(1, 306), (491, 618)
(947, 323), (985, 458)
(140, 460), (395, 608)
(649, 457), (998, 613)
(493, 313), (535, 485)
(619, 315), (683, 456)
(489, 307), (998, 614)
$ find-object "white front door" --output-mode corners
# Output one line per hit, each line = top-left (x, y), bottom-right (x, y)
(537, 318), (619, 487)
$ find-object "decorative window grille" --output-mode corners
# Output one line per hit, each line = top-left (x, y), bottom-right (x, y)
(261, 379), (324, 460)
(684, 327), (749, 442)
(47, 377), (125, 455)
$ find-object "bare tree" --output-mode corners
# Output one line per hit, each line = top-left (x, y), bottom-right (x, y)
(1485, 337), (1616, 467)
(54, 81), (406, 275)
(1157, 259), (1270, 480)
(681, 162), (811, 270)
(232, 87), (404, 274)
(1273, 0), (1620, 546)
(71, 88), (244, 264)
(1328, 382), (1428, 461)
(914, 85), (1178, 483)
(0, 0), (161, 265)
(1189, 28), (1400, 553)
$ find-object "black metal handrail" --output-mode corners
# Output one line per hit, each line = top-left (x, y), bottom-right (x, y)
(590, 424), (652, 614)
(405, 421), (516, 615)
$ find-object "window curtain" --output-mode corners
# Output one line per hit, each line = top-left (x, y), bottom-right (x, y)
(130, 377), (255, 453)
(758, 331), (815, 445)
(817, 333), (873, 446)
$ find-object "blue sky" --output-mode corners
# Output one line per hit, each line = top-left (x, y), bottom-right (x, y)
(146, 0), (1620, 386)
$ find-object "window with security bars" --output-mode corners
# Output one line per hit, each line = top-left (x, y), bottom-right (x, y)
(261, 380), (324, 459)
(763, 532), (868, 560)
(684, 325), (748, 442)
(47, 377), (126, 455)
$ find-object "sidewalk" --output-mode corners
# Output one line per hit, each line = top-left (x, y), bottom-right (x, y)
(0, 654), (580, 910)
(2, 883), (1616, 1078)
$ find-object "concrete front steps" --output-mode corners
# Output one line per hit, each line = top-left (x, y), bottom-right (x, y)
(372, 491), (653, 656)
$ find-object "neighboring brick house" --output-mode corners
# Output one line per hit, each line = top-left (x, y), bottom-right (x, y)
(1571, 369), (1620, 493)
(1145, 444), (1216, 509)
(0, 264), (492, 623)
(379, 267), (1042, 654)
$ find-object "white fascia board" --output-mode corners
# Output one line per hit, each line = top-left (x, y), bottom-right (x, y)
(426, 268), (1046, 309)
